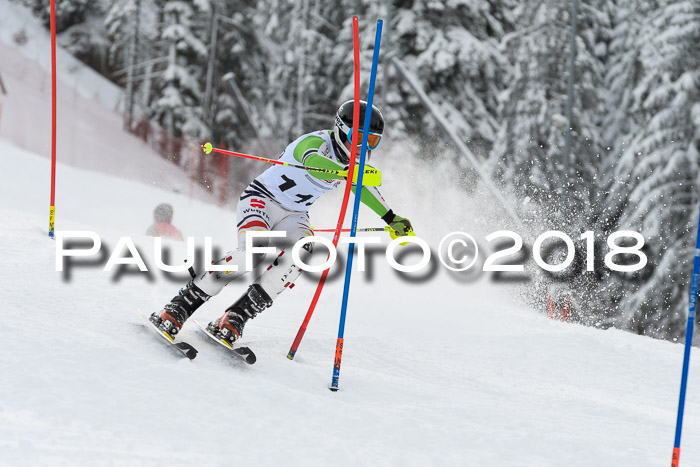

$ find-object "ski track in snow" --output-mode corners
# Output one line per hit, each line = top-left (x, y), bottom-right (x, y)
(2, 137), (700, 466)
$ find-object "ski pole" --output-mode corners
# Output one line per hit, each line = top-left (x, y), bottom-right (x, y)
(287, 16), (362, 361)
(312, 226), (390, 233)
(330, 19), (383, 392)
(671, 202), (700, 467)
(201, 142), (381, 186)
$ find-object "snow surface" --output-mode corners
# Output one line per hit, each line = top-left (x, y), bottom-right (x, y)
(2, 137), (700, 466)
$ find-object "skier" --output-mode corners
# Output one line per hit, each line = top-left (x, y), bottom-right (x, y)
(150, 100), (414, 344)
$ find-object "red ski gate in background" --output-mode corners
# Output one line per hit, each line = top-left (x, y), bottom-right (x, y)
(547, 294), (571, 322)
(132, 117), (229, 205)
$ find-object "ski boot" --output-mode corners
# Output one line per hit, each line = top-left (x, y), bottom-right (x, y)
(150, 280), (210, 337)
(207, 284), (272, 345)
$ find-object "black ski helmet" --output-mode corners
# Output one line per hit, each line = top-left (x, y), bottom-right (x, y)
(333, 100), (384, 164)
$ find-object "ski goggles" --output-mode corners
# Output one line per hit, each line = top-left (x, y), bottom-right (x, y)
(338, 118), (382, 150)
(348, 127), (382, 150)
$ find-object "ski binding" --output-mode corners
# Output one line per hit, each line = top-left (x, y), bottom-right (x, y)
(136, 308), (198, 360)
(193, 319), (256, 365)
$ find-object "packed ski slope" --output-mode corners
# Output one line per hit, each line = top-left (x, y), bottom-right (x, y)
(1, 137), (700, 467)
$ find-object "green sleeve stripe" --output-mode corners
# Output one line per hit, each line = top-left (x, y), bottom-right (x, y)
(292, 136), (326, 164)
(289, 135), (345, 181)
(351, 186), (390, 217)
(304, 154), (345, 180)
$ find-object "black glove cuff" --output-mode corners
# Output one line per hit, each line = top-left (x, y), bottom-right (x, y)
(381, 209), (396, 225)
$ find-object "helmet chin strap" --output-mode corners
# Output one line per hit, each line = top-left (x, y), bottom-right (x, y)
(330, 136), (350, 165)
(351, 149), (371, 162)
(331, 129), (376, 168)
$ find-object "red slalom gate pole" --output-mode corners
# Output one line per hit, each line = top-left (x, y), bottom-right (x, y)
(287, 16), (361, 360)
(48, 0), (57, 238)
(189, 142), (196, 202)
(219, 141), (229, 206)
(561, 295), (571, 322)
(547, 296), (556, 319)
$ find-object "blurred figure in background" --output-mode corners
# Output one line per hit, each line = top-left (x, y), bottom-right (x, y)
(146, 203), (183, 241)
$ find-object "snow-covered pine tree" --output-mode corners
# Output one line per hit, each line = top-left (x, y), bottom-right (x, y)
(105, 0), (136, 71)
(207, 1), (274, 151)
(105, 0), (145, 129)
(595, 0), (700, 339)
(14, 0), (106, 72)
(105, 0), (164, 129)
(251, 0), (350, 144)
(150, 0), (210, 150)
(489, 0), (609, 230)
(30, 0), (91, 34)
(194, 1), (278, 197)
(389, 0), (511, 173)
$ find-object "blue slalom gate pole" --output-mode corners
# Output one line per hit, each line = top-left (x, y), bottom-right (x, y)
(330, 19), (383, 392)
(672, 203), (700, 466)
